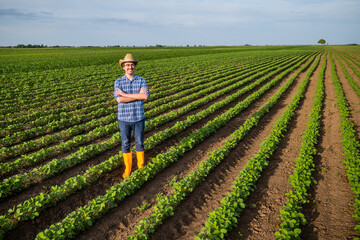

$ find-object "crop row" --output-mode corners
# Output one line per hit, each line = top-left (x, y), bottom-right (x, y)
(0, 52), (312, 203)
(1, 52), (292, 131)
(0, 53), (309, 237)
(30, 53), (318, 240)
(0, 54), (280, 144)
(0, 91), (111, 128)
(1, 75), (111, 116)
(0, 96), (113, 137)
(0, 46), (309, 74)
(127, 53), (320, 240)
(0, 54), (306, 178)
(196, 54), (321, 239)
(334, 54), (360, 99)
(0, 104), (115, 148)
(338, 53), (360, 80)
(330, 53), (360, 234)
(342, 52), (360, 70)
(0, 57), (219, 111)
(0, 54), (295, 171)
(1, 53), (198, 105)
(149, 54), (291, 93)
(275, 54), (326, 239)
(1, 50), (278, 116)
(7, 49), (308, 114)
(1, 59), (242, 129)
(144, 55), (300, 118)
(145, 54), (293, 111)
(0, 63), (236, 146)
(0, 114), (116, 161)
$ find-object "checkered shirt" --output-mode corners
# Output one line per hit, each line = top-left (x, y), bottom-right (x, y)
(114, 74), (150, 122)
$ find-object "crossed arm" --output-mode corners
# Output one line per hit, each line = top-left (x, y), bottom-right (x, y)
(115, 87), (149, 103)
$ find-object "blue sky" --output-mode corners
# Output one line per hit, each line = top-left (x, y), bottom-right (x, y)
(0, 0), (359, 46)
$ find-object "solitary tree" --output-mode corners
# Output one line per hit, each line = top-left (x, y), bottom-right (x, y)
(318, 39), (326, 44)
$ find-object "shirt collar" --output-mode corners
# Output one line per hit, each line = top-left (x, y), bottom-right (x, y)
(123, 74), (138, 82)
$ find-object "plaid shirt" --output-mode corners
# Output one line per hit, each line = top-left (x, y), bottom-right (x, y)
(114, 74), (150, 122)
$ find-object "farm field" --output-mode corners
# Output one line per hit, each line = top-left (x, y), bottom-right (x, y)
(0, 45), (360, 239)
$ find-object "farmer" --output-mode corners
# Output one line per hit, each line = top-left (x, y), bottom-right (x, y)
(114, 53), (150, 178)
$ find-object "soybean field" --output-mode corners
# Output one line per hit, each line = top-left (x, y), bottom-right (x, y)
(0, 45), (360, 239)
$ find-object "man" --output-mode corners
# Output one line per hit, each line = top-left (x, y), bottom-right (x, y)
(114, 53), (150, 178)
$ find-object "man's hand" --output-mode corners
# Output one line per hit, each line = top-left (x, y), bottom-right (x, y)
(116, 88), (125, 96)
(116, 87), (147, 97)
(139, 87), (148, 94)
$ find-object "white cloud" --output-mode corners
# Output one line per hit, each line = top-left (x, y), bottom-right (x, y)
(0, 0), (359, 46)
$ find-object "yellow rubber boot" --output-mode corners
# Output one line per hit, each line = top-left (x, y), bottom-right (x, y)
(122, 152), (132, 178)
(137, 151), (145, 169)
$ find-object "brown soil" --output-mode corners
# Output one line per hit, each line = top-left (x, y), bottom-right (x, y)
(80, 53), (316, 240)
(1, 50), (360, 240)
(300, 53), (359, 240)
(226, 53), (323, 239)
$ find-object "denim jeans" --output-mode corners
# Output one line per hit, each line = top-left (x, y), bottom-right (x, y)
(118, 119), (145, 153)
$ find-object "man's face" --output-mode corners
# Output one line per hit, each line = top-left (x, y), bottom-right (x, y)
(123, 63), (136, 75)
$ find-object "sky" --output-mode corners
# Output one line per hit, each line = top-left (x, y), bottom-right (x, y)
(0, 0), (359, 46)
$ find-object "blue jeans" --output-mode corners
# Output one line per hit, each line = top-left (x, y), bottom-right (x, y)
(118, 119), (145, 153)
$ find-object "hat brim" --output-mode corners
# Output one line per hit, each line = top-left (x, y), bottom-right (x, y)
(119, 59), (138, 66)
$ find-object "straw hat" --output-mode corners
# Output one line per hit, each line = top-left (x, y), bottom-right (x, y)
(119, 53), (138, 67)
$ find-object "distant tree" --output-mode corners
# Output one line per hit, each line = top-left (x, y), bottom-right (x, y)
(318, 39), (326, 45)
(15, 44), (47, 48)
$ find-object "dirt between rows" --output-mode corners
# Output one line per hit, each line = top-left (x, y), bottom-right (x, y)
(2, 52), (360, 240)
(298, 53), (360, 240)
(0, 55), (272, 217)
(3, 55), (299, 239)
(76, 56), (318, 240)
(1, 54), (295, 239)
(0, 62), (229, 165)
(0, 61), (252, 213)
(224, 53), (323, 239)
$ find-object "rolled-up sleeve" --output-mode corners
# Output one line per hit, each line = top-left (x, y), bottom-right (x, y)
(142, 79), (150, 99)
(114, 79), (121, 99)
